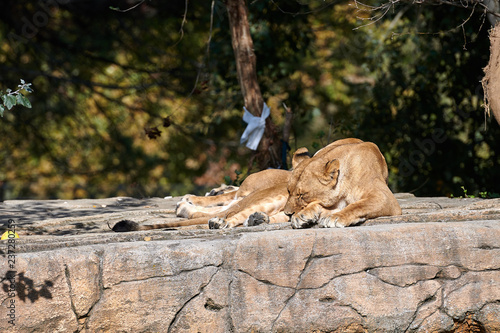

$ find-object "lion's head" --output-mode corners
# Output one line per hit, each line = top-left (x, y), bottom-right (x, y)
(284, 148), (341, 228)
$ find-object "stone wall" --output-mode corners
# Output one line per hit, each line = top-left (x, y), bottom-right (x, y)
(0, 195), (499, 332)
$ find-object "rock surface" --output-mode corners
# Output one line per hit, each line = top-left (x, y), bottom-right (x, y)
(0, 194), (499, 332)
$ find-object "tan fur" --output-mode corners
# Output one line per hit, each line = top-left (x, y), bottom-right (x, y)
(112, 169), (291, 231)
(111, 138), (401, 232)
(176, 169), (290, 219)
(284, 138), (401, 228)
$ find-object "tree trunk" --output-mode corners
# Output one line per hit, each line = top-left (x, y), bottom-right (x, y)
(475, 0), (500, 125)
(483, 22), (500, 126)
(225, 0), (280, 169)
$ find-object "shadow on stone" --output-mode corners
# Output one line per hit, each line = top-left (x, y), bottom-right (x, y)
(2, 271), (53, 303)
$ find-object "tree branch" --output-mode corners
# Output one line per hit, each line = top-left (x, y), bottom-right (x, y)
(110, 0), (147, 13)
(353, 0), (500, 27)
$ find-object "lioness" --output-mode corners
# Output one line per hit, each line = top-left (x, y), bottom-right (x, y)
(284, 138), (401, 228)
(112, 168), (293, 231)
(112, 138), (401, 231)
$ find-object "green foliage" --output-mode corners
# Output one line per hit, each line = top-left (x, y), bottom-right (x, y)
(224, 170), (243, 187)
(461, 186), (473, 198)
(358, 7), (500, 197)
(450, 186), (499, 199)
(0, 1), (498, 199)
(0, 80), (32, 116)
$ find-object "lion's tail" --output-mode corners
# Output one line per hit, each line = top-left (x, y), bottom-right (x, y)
(111, 217), (210, 232)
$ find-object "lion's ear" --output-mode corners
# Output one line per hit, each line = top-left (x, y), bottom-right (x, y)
(319, 159), (340, 186)
(292, 147), (310, 169)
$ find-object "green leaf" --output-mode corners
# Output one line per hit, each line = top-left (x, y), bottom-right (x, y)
(0, 104), (4, 117)
(16, 94), (32, 108)
(2, 95), (16, 110)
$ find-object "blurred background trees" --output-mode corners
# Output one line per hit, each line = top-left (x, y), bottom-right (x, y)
(0, 0), (499, 199)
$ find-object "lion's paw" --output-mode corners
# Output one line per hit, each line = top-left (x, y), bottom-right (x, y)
(208, 217), (228, 229)
(176, 200), (194, 218)
(244, 212), (270, 227)
(318, 213), (348, 228)
(319, 217), (345, 228)
(319, 214), (366, 228)
(290, 211), (319, 229)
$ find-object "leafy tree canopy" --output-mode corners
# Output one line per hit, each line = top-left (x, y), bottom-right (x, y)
(0, 0), (498, 199)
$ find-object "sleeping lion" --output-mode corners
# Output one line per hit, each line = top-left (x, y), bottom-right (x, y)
(112, 138), (401, 231)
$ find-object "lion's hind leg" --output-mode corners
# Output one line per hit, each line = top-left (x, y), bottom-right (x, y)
(176, 197), (241, 219)
(176, 189), (242, 219)
(179, 190), (239, 207)
(208, 184), (289, 229)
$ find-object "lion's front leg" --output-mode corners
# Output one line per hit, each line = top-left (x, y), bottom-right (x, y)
(291, 202), (366, 229)
(318, 200), (370, 228)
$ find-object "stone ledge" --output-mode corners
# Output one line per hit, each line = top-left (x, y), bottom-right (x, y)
(0, 195), (499, 332)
